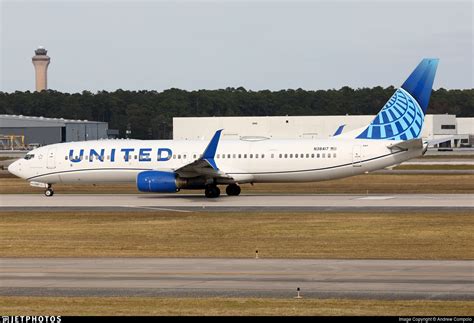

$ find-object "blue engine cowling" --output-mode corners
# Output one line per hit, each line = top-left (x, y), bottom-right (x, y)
(136, 171), (178, 193)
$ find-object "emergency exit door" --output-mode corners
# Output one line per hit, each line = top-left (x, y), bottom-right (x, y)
(352, 146), (362, 167)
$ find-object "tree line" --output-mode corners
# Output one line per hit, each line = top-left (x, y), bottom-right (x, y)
(0, 87), (472, 139)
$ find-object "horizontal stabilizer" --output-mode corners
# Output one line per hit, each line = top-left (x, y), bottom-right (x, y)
(333, 124), (345, 137)
(425, 136), (456, 147)
(387, 138), (423, 150)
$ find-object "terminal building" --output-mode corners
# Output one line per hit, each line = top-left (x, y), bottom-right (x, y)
(174, 114), (473, 148)
(0, 114), (115, 150)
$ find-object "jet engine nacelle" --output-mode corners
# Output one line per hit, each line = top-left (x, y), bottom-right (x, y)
(136, 170), (179, 193)
(136, 170), (209, 193)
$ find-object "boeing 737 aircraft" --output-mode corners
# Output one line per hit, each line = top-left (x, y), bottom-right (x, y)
(8, 59), (439, 198)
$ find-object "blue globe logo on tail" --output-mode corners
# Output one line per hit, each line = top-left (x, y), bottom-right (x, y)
(357, 58), (439, 140)
(357, 88), (424, 140)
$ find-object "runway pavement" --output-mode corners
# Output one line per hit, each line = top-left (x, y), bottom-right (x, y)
(1, 258), (472, 300)
(1, 193), (473, 212)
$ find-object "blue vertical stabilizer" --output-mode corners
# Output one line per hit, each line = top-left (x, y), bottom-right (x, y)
(401, 58), (439, 114)
(356, 59), (439, 141)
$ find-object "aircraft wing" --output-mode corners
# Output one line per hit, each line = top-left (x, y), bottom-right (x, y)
(175, 158), (231, 178)
(174, 129), (233, 179)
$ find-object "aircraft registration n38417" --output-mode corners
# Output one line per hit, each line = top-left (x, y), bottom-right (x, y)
(9, 59), (439, 197)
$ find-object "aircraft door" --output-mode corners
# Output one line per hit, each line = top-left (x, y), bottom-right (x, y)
(352, 146), (362, 167)
(47, 148), (56, 169)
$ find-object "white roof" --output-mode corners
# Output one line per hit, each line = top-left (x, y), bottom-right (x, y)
(0, 114), (106, 127)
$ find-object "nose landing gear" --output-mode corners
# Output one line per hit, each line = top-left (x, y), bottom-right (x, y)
(44, 185), (54, 197)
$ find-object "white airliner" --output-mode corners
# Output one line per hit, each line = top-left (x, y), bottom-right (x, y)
(9, 59), (439, 198)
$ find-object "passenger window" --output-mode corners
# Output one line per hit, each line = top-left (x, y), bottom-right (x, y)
(250, 154), (253, 158)
(317, 154), (320, 158)
(183, 155), (187, 159)
(107, 155), (110, 160)
(262, 154), (265, 158)
(290, 154), (293, 158)
(255, 154), (258, 158)
(65, 156), (68, 160)
(232, 154), (236, 158)
(300, 154), (304, 158)
(271, 154), (274, 158)
(284, 154), (288, 158)
(134, 155), (138, 160)
(173, 155), (176, 159)
(333, 153), (336, 158)
(222, 154), (225, 159)
(193, 154), (197, 159)
(311, 154), (314, 158)
(306, 154), (309, 158)
(322, 153), (325, 158)
(244, 154), (247, 158)
(328, 153), (331, 158)
(178, 155), (181, 159)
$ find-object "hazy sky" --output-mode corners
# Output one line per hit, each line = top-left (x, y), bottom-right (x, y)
(1, 0), (472, 93)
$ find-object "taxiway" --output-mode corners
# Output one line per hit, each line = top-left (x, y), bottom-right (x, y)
(1, 258), (472, 300)
(1, 193), (472, 212)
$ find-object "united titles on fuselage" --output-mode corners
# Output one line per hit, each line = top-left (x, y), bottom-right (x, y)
(68, 148), (173, 163)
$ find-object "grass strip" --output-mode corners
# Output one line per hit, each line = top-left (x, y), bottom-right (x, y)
(1, 211), (472, 259)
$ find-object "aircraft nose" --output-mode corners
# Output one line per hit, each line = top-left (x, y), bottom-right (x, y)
(8, 160), (21, 178)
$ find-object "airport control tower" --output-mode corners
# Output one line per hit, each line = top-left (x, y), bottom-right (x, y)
(32, 46), (50, 91)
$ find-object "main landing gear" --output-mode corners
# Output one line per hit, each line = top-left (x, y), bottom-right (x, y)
(204, 184), (241, 198)
(226, 184), (241, 196)
(205, 185), (220, 198)
(44, 185), (54, 197)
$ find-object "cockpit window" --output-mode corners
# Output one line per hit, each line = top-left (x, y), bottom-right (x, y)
(24, 154), (35, 160)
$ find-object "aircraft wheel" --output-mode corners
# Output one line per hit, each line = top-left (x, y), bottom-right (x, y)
(205, 185), (220, 198)
(44, 188), (54, 197)
(226, 184), (241, 196)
